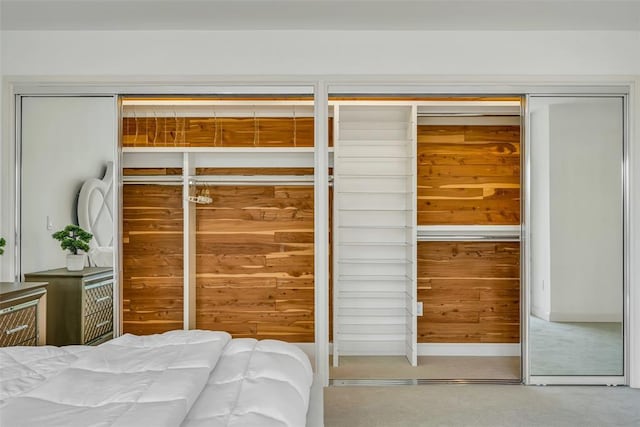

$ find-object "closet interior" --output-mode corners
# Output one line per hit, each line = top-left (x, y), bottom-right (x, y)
(330, 97), (522, 381)
(120, 95), (522, 381)
(121, 96), (319, 342)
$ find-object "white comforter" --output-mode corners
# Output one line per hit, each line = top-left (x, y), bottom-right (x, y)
(0, 331), (313, 427)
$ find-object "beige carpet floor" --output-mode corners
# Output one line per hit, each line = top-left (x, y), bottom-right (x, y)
(324, 384), (640, 427)
(330, 356), (521, 380)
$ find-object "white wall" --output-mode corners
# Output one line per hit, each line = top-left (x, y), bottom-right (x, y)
(1, 30), (640, 76)
(20, 96), (115, 275)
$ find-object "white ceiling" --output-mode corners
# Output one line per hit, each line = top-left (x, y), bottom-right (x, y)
(1, 0), (639, 31)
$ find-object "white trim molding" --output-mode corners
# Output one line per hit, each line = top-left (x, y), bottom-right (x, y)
(629, 78), (640, 389)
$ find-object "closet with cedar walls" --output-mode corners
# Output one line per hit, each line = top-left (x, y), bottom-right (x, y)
(120, 96), (522, 376)
(330, 97), (521, 379)
(120, 97), (321, 342)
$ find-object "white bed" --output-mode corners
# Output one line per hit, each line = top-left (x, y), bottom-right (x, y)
(0, 330), (313, 427)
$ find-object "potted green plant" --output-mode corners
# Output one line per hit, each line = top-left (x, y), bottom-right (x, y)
(0, 237), (6, 256)
(52, 225), (93, 271)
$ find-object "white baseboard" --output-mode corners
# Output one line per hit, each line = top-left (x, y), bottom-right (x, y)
(418, 343), (521, 357)
(531, 304), (550, 321)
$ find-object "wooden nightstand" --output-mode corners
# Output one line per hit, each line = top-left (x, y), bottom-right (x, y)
(24, 267), (113, 346)
(0, 282), (48, 347)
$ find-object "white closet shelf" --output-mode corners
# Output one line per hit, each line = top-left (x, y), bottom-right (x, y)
(337, 225), (410, 230)
(336, 336), (406, 342)
(336, 174), (412, 178)
(339, 291), (408, 299)
(338, 120), (411, 127)
(338, 275), (410, 281)
(337, 155), (413, 159)
(339, 208), (412, 212)
(122, 175), (183, 183)
(337, 319), (406, 326)
(336, 191), (414, 196)
(417, 225), (521, 241)
(339, 258), (412, 265)
(336, 139), (413, 146)
(338, 308), (407, 316)
(338, 241), (411, 246)
(337, 157), (409, 162)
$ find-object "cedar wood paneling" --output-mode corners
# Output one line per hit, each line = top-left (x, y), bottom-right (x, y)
(417, 124), (521, 344)
(122, 117), (333, 148)
(417, 125), (520, 225)
(122, 184), (184, 335)
(418, 241), (520, 343)
(195, 185), (315, 342)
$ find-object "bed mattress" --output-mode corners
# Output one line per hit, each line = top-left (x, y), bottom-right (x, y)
(0, 330), (313, 427)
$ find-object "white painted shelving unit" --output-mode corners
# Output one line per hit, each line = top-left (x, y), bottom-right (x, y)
(333, 104), (417, 366)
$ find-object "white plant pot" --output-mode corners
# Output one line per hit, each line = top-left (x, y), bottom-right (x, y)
(66, 254), (86, 271)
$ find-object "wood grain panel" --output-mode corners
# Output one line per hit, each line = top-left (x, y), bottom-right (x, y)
(417, 241), (520, 343)
(122, 117), (333, 148)
(122, 185), (184, 335)
(123, 168), (182, 176)
(417, 125), (520, 225)
(195, 185), (315, 342)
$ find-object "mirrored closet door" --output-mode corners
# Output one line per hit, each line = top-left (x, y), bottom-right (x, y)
(19, 96), (117, 346)
(528, 96), (625, 383)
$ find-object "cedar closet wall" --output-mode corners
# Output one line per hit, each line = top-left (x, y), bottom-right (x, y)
(121, 98), (320, 341)
(417, 116), (521, 345)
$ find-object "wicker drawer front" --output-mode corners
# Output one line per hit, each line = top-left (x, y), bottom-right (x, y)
(84, 280), (113, 316)
(0, 302), (37, 347)
(83, 309), (113, 344)
(16, 337), (37, 346)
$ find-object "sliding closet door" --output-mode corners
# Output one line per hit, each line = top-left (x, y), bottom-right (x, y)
(528, 96), (625, 384)
(20, 96), (117, 275)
